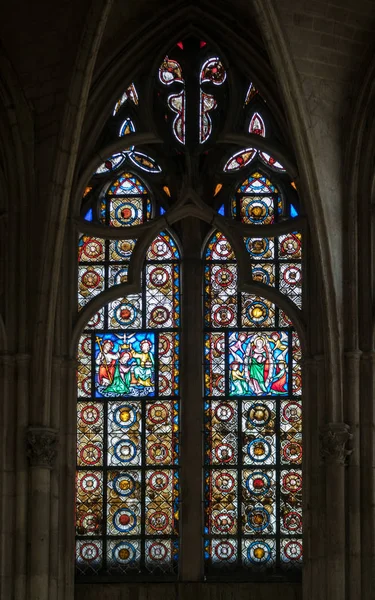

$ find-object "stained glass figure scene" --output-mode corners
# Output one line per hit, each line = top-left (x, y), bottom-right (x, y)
(76, 231), (180, 576)
(204, 232), (302, 574)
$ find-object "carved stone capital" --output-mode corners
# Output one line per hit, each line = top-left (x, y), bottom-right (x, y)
(319, 423), (353, 465)
(27, 427), (58, 469)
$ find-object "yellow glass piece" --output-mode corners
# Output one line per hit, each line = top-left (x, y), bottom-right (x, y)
(163, 186), (171, 197)
(83, 186), (92, 197)
(214, 183), (223, 196)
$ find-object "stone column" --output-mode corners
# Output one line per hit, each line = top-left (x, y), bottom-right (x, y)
(360, 352), (375, 600)
(27, 426), (57, 600)
(344, 350), (362, 600)
(319, 422), (352, 600)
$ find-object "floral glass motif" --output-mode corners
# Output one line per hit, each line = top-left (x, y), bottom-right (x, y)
(76, 231), (181, 576)
(204, 232), (302, 574)
(199, 57), (226, 144)
(113, 83), (139, 116)
(159, 56), (186, 145)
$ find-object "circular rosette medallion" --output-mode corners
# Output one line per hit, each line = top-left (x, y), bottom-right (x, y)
(283, 540), (303, 562)
(79, 542), (100, 563)
(147, 403), (169, 424)
(148, 471), (169, 491)
(114, 239), (135, 259)
(81, 269), (101, 289)
(149, 267), (170, 287)
(214, 267), (234, 288)
(213, 512), (235, 533)
(282, 265), (302, 286)
(282, 441), (302, 463)
(148, 442), (170, 463)
(252, 266), (272, 285)
(80, 336), (91, 357)
(214, 402), (234, 422)
(112, 541), (137, 565)
(114, 302), (138, 326)
(213, 237), (233, 259)
(245, 471), (271, 496)
(282, 471), (302, 494)
(148, 541), (168, 562)
(80, 473), (100, 494)
(115, 201), (139, 225)
(113, 473), (136, 497)
(245, 199), (270, 224)
(214, 540), (235, 561)
(283, 511), (302, 533)
(215, 472), (235, 493)
(213, 305), (235, 327)
(215, 443), (235, 463)
(114, 439), (137, 463)
(80, 405), (100, 425)
(87, 311), (102, 328)
(247, 403), (271, 427)
(148, 511), (169, 532)
(114, 405), (137, 429)
(79, 443), (102, 466)
(247, 541), (272, 565)
(159, 335), (171, 356)
(247, 506), (271, 532)
(280, 235), (301, 258)
(282, 402), (302, 424)
(150, 305), (170, 326)
(245, 300), (269, 325)
(247, 438), (272, 463)
(246, 238), (270, 258)
(80, 512), (100, 533)
(214, 336), (225, 355)
(82, 239), (103, 260)
(149, 238), (171, 259)
(113, 508), (137, 533)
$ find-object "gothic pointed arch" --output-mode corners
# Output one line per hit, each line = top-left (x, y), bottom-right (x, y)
(73, 19), (310, 587)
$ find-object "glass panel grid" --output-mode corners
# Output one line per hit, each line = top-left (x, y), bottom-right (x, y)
(204, 232), (302, 578)
(76, 234), (180, 578)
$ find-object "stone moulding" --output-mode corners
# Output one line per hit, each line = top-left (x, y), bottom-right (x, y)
(319, 422), (353, 465)
(26, 426), (58, 469)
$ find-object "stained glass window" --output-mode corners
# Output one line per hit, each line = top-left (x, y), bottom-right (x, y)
(76, 34), (305, 582)
(203, 232), (302, 575)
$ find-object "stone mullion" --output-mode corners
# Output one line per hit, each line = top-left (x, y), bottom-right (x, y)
(179, 218), (204, 581)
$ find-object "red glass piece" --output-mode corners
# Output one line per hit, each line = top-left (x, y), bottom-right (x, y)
(200, 40), (207, 48)
(177, 41), (184, 50)
(104, 160), (113, 170)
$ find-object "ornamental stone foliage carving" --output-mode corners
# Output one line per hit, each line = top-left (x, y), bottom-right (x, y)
(27, 427), (58, 469)
(319, 423), (353, 465)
